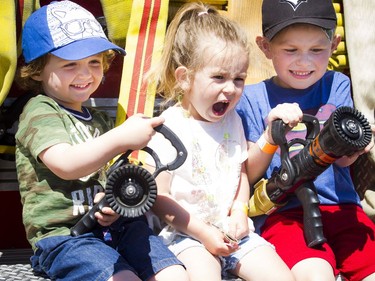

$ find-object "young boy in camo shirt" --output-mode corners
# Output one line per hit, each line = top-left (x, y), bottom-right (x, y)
(15, 2), (188, 280)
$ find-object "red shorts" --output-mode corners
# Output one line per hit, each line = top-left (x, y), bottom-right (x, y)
(261, 204), (375, 281)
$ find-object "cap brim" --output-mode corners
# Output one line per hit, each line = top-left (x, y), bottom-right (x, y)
(51, 37), (126, 60)
(265, 18), (337, 40)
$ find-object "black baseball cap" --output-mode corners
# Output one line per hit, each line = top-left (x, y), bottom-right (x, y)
(262, 0), (337, 40)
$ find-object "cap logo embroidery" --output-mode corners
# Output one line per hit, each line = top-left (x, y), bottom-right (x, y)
(48, 2), (106, 49)
(280, 0), (308, 11)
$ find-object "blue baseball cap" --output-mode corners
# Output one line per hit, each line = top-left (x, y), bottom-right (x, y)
(22, 0), (126, 63)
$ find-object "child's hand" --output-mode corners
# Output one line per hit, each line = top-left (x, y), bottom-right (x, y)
(335, 126), (374, 167)
(93, 192), (120, 227)
(228, 210), (250, 241)
(118, 114), (165, 151)
(356, 124), (375, 156)
(265, 103), (303, 144)
(267, 102), (303, 126)
(200, 224), (239, 256)
(363, 130), (375, 154)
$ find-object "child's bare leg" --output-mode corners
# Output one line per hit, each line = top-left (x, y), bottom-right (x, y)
(292, 258), (335, 281)
(362, 272), (375, 281)
(178, 246), (222, 281)
(108, 270), (141, 281)
(233, 245), (295, 281)
(150, 265), (189, 281)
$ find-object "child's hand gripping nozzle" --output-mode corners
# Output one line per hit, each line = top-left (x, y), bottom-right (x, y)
(70, 124), (187, 237)
(250, 106), (372, 248)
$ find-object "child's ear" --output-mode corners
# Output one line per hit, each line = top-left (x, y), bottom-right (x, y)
(175, 66), (190, 91)
(256, 36), (272, 59)
(331, 34), (342, 54)
(31, 73), (43, 81)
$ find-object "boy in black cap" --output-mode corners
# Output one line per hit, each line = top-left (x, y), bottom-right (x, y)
(15, 1), (188, 280)
(236, 0), (375, 280)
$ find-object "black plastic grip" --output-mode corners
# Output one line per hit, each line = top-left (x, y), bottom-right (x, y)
(294, 182), (326, 247)
(143, 124), (187, 177)
(271, 114), (320, 146)
(70, 198), (109, 237)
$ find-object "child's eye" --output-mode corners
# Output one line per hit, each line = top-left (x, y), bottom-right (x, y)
(63, 62), (77, 68)
(90, 60), (102, 66)
(234, 77), (245, 87)
(311, 48), (323, 53)
(213, 75), (224, 80)
(285, 48), (297, 53)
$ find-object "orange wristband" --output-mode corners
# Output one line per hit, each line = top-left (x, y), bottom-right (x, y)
(257, 134), (278, 154)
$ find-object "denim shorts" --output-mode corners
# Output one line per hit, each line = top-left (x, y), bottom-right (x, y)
(31, 216), (183, 281)
(168, 231), (273, 277)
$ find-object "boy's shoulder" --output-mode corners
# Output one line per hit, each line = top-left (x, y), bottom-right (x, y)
(242, 79), (268, 96)
(19, 95), (62, 122)
(324, 70), (351, 86)
(322, 71), (351, 93)
(244, 79), (267, 90)
(23, 94), (60, 111)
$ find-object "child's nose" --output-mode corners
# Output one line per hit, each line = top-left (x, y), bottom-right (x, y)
(78, 65), (92, 77)
(296, 53), (311, 66)
(223, 81), (236, 94)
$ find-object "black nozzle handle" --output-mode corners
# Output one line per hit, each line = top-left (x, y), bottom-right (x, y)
(271, 114), (320, 146)
(70, 197), (109, 236)
(153, 124), (187, 172)
(142, 124), (187, 177)
(70, 124), (187, 237)
(294, 182), (327, 248)
(270, 119), (288, 145)
(112, 124), (188, 178)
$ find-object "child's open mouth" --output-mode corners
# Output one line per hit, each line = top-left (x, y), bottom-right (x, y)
(213, 101), (229, 116)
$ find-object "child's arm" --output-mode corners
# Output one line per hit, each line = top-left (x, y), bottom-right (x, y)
(228, 163), (251, 240)
(246, 140), (275, 185)
(152, 170), (240, 256)
(39, 114), (164, 180)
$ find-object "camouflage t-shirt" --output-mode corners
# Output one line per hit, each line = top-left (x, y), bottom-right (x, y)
(15, 95), (113, 250)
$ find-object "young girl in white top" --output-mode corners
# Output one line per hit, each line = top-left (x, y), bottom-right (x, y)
(146, 2), (295, 281)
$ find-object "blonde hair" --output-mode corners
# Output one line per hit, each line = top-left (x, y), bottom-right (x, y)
(149, 2), (249, 106)
(16, 50), (115, 94)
